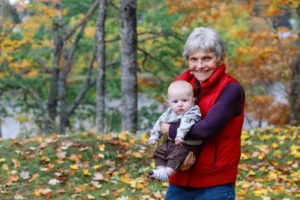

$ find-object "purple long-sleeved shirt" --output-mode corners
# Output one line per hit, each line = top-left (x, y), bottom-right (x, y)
(169, 82), (244, 140)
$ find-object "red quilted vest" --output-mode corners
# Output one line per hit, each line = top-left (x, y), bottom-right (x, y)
(170, 64), (245, 188)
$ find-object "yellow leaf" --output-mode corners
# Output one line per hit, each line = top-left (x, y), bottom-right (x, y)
(98, 144), (105, 151)
(254, 188), (268, 196)
(93, 164), (102, 170)
(151, 161), (155, 168)
(34, 188), (44, 197)
(258, 152), (266, 160)
(139, 134), (148, 144)
(290, 145), (300, 158)
(118, 131), (129, 140)
(241, 152), (250, 160)
(0, 158), (6, 163)
(162, 182), (169, 187)
(267, 171), (278, 180)
(120, 174), (132, 184)
(83, 169), (91, 177)
(132, 152), (142, 158)
(273, 150), (281, 158)
(70, 164), (79, 170)
(271, 143), (279, 148)
(248, 170), (256, 176)
(241, 182), (251, 189)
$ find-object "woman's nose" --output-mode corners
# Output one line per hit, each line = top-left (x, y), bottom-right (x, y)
(195, 60), (205, 68)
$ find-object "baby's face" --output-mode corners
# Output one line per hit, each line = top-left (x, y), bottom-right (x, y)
(168, 90), (194, 115)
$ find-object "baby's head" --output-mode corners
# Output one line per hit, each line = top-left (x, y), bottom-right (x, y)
(167, 80), (195, 115)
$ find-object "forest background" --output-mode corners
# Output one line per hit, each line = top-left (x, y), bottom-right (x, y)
(0, 0), (299, 199)
(0, 0), (299, 137)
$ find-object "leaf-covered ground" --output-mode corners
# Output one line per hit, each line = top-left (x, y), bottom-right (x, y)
(0, 127), (299, 200)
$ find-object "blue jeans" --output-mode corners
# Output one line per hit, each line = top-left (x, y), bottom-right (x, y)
(165, 183), (235, 200)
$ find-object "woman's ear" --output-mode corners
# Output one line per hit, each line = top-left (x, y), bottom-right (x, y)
(217, 59), (224, 66)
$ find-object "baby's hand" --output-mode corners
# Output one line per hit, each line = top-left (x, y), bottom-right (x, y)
(148, 139), (157, 145)
(175, 137), (183, 145)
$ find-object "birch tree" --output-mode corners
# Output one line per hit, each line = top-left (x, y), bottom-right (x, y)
(120, 0), (137, 133)
(96, 0), (107, 133)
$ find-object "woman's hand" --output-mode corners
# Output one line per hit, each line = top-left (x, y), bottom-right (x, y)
(160, 123), (170, 137)
(147, 138), (157, 145)
(180, 151), (196, 171)
(175, 137), (184, 145)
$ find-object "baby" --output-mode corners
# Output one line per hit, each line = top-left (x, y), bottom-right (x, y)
(148, 80), (202, 181)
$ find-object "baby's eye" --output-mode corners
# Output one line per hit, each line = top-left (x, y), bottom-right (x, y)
(182, 99), (188, 102)
(172, 100), (178, 103)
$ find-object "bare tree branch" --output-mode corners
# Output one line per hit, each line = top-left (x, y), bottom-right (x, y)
(63, 26), (85, 75)
(68, 44), (97, 116)
(34, 58), (52, 73)
(64, 0), (100, 41)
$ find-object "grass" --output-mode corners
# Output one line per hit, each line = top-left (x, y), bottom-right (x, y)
(0, 127), (299, 199)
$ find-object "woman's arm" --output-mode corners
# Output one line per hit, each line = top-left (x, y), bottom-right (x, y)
(169, 82), (244, 140)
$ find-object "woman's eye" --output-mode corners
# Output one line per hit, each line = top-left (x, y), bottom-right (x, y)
(204, 56), (212, 61)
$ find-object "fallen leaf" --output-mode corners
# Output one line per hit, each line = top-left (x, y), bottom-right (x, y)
(70, 164), (79, 170)
(8, 175), (19, 182)
(87, 194), (96, 199)
(56, 151), (67, 160)
(68, 154), (82, 163)
(20, 170), (30, 180)
(12, 159), (20, 168)
(40, 156), (50, 163)
(56, 188), (67, 194)
(98, 144), (105, 151)
(91, 181), (102, 188)
(100, 189), (110, 197)
(93, 172), (104, 181)
(75, 184), (87, 193)
(48, 178), (60, 185)
(83, 169), (91, 177)
(14, 194), (25, 200)
(29, 173), (40, 182)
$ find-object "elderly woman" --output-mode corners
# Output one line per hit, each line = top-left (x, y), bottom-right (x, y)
(162, 27), (245, 199)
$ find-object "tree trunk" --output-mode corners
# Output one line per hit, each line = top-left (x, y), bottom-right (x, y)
(58, 72), (68, 134)
(0, 98), (2, 138)
(120, 0), (137, 133)
(48, 1), (63, 133)
(0, 0), (4, 137)
(290, 51), (299, 125)
(0, 0), (3, 33)
(96, 0), (107, 133)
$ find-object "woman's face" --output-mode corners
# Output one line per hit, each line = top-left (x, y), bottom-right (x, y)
(188, 50), (221, 82)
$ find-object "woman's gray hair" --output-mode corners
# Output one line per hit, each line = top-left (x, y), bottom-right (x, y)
(183, 27), (225, 62)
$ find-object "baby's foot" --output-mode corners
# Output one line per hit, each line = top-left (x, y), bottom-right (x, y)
(148, 169), (169, 181)
(148, 170), (155, 180)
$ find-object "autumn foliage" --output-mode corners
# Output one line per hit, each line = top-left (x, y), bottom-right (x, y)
(0, 127), (299, 199)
